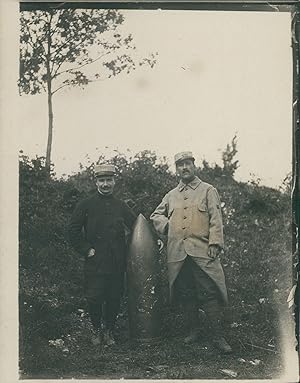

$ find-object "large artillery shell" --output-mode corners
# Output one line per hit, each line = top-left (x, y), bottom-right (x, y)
(127, 214), (162, 341)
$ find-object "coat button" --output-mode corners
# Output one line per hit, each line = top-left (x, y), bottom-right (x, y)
(183, 216), (187, 219)
(182, 227), (186, 230)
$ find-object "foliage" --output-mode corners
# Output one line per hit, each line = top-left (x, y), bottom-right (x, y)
(69, 150), (177, 217)
(19, 8), (157, 168)
(279, 171), (292, 195)
(19, 9), (156, 95)
(222, 134), (239, 177)
(19, 145), (293, 378)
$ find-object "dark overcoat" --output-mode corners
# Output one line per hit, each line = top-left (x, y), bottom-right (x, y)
(69, 192), (136, 275)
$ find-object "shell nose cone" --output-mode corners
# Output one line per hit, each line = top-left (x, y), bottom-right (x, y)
(135, 213), (147, 225)
(132, 213), (152, 237)
(130, 213), (156, 250)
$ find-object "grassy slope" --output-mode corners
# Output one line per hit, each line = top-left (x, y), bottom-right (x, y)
(19, 176), (296, 379)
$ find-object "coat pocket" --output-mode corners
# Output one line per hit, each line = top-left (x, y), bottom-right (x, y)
(198, 205), (207, 213)
(192, 204), (209, 237)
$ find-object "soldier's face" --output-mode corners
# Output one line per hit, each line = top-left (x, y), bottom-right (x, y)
(176, 159), (196, 183)
(96, 176), (116, 195)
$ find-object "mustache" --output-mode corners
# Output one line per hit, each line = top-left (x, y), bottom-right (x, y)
(99, 185), (112, 189)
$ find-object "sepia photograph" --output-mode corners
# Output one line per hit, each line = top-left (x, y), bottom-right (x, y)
(1, 0), (299, 381)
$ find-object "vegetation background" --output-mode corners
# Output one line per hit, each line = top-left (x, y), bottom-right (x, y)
(19, 141), (295, 379)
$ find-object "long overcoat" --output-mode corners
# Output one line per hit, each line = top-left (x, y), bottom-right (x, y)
(68, 192), (136, 277)
(150, 176), (228, 304)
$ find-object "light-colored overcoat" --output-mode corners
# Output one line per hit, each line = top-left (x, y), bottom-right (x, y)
(150, 176), (228, 304)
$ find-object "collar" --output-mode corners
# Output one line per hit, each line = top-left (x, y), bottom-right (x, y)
(178, 176), (201, 192)
(96, 190), (114, 198)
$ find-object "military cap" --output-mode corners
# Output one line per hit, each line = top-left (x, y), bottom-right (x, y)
(174, 151), (195, 164)
(94, 164), (116, 177)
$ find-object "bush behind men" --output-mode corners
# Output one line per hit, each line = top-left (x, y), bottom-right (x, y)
(150, 151), (232, 353)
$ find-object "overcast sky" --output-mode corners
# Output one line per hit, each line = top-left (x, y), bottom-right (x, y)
(18, 9), (293, 188)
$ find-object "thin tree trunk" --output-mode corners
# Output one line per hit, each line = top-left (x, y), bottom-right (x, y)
(46, 80), (53, 172)
(45, 13), (53, 173)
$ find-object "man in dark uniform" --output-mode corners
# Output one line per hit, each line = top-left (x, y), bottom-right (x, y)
(68, 164), (136, 346)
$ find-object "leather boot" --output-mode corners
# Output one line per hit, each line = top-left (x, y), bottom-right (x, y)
(202, 300), (232, 354)
(212, 336), (232, 353)
(183, 302), (200, 344)
(103, 328), (116, 346)
(91, 328), (103, 346)
(184, 328), (200, 344)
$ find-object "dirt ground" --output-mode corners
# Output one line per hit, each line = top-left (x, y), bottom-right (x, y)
(20, 309), (296, 381)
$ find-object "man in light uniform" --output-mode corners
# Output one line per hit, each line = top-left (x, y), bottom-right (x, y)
(150, 152), (232, 353)
(69, 164), (136, 346)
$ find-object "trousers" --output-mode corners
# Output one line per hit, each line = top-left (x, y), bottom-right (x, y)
(84, 272), (124, 330)
(174, 256), (219, 303)
(173, 256), (224, 335)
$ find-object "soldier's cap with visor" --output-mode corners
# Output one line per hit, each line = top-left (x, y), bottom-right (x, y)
(174, 151), (195, 165)
(94, 164), (116, 177)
